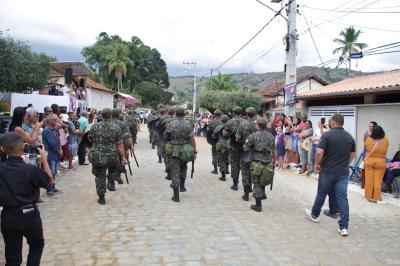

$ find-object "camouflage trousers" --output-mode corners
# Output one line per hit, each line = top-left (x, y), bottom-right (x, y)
(157, 142), (164, 157)
(92, 165), (119, 196)
(164, 154), (172, 174)
(170, 156), (188, 188)
(229, 149), (241, 179)
(217, 149), (229, 172)
(240, 160), (251, 187)
(250, 161), (263, 199)
(151, 130), (159, 146)
(211, 144), (218, 166)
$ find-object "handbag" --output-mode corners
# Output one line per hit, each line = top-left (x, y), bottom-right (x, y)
(360, 140), (380, 169)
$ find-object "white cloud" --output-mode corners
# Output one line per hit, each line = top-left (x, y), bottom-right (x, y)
(1, 0), (399, 75)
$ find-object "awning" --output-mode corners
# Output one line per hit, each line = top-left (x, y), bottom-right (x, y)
(116, 92), (141, 105)
(50, 61), (94, 76)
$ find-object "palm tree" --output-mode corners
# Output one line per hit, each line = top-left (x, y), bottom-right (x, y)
(205, 72), (240, 91)
(107, 43), (132, 92)
(333, 26), (368, 70)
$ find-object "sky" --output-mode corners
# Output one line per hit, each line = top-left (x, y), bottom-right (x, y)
(1, 0), (399, 77)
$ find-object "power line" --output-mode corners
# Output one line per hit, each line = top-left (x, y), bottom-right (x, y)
(364, 50), (400, 56)
(212, 0), (291, 72)
(319, 20), (400, 33)
(302, 5), (400, 14)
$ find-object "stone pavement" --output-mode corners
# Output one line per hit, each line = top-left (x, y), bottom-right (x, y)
(1, 127), (400, 266)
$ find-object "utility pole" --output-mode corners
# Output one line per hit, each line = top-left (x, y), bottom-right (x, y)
(183, 61), (197, 114)
(284, 0), (297, 116)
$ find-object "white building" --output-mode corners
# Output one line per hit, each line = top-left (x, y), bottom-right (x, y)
(85, 78), (115, 110)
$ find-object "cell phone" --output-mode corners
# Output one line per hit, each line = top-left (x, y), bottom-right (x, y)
(23, 144), (41, 154)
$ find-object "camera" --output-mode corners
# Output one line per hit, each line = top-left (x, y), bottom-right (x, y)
(73, 121), (80, 130)
(23, 144), (41, 154)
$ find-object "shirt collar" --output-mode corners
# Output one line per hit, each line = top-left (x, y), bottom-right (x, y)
(7, 156), (24, 162)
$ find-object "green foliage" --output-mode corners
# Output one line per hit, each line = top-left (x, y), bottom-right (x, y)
(204, 72), (240, 91)
(81, 32), (169, 92)
(0, 32), (54, 92)
(107, 42), (132, 91)
(134, 81), (173, 108)
(199, 88), (262, 114)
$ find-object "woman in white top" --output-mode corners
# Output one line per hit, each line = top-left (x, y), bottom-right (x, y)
(309, 117), (328, 176)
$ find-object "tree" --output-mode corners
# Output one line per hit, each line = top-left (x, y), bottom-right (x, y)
(107, 43), (132, 92)
(204, 72), (240, 91)
(333, 26), (368, 70)
(134, 81), (171, 108)
(0, 32), (54, 92)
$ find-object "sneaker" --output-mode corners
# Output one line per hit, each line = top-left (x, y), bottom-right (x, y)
(323, 209), (338, 219)
(377, 201), (387, 205)
(304, 209), (320, 223)
(53, 189), (63, 194)
(338, 227), (349, 237)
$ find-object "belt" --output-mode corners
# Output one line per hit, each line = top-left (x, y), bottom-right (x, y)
(3, 204), (37, 211)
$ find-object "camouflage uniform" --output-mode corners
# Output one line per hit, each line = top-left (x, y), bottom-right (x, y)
(184, 111), (196, 129)
(212, 115), (229, 181)
(164, 109), (194, 202)
(125, 111), (139, 144)
(207, 110), (222, 173)
(236, 107), (258, 200)
(223, 106), (246, 190)
(147, 113), (159, 149)
(243, 118), (274, 211)
(88, 117), (123, 199)
(157, 110), (175, 179)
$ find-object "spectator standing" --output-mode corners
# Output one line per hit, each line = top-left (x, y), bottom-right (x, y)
(305, 114), (356, 237)
(290, 117), (300, 166)
(309, 118), (328, 177)
(78, 111), (89, 165)
(9, 107), (42, 144)
(275, 126), (285, 170)
(364, 121), (377, 141)
(364, 125), (389, 203)
(298, 120), (313, 174)
(42, 114), (62, 196)
(66, 112), (81, 169)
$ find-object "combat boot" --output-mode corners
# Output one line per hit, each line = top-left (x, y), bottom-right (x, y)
(158, 156), (162, 163)
(231, 178), (238, 191)
(107, 181), (116, 191)
(226, 164), (230, 174)
(250, 198), (262, 212)
(261, 186), (267, 200)
(219, 171), (226, 181)
(249, 184), (253, 193)
(97, 195), (105, 205)
(211, 164), (218, 174)
(242, 185), (250, 201)
(171, 187), (180, 202)
(116, 175), (123, 185)
(152, 144), (155, 149)
(165, 173), (171, 180)
(180, 178), (187, 192)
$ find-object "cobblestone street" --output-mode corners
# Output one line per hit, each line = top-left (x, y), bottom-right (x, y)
(1, 127), (399, 266)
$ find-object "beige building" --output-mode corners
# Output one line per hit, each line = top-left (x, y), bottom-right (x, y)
(298, 70), (400, 159)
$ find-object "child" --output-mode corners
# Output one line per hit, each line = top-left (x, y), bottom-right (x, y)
(275, 126), (285, 170)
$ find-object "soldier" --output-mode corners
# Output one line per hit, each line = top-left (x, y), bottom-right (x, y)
(243, 118), (275, 212)
(212, 115), (230, 181)
(223, 106), (246, 191)
(162, 108), (176, 180)
(236, 107), (258, 201)
(155, 109), (167, 163)
(164, 107), (197, 202)
(112, 109), (133, 186)
(147, 111), (159, 149)
(125, 110), (140, 145)
(88, 108), (126, 205)
(184, 110), (196, 129)
(207, 110), (223, 175)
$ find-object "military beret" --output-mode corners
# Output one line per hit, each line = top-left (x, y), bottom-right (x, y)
(221, 115), (229, 123)
(256, 117), (267, 126)
(232, 106), (242, 113)
(175, 107), (185, 115)
(102, 108), (112, 116)
(245, 107), (257, 116)
(214, 109), (222, 116)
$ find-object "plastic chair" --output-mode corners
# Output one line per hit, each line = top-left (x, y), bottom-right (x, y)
(349, 153), (364, 182)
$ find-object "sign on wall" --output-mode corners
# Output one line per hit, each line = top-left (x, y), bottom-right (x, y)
(284, 82), (297, 106)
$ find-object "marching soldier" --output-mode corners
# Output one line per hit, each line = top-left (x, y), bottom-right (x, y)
(236, 107), (258, 201)
(155, 109), (167, 163)
(207, 109), (222, 175)
(184, 110), (196, 129)
(164, 107), (196, 202)
(212, 115), (230, 181)
(125, 110), (140, 145)
(159, 108), (176, 180)
(223, 106), (246, 191)
(112, 109), (133, 186)
(88, 108), (126, 205)
(147, 111), (159, 149)
(243, 117), (275, 212)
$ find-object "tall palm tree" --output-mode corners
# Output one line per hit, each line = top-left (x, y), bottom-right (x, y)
(107, 43), (132, 92)
(333, 26), (368, 70)
(205, 72), (240, 91)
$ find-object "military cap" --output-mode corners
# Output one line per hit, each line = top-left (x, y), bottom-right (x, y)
(214, 109), (222, 116)
(102, 108), (112, 117)
(168, 107), (176, 115)
(221, 115), (229, 123)
(112, 108), (121, 116)
(245, 107), (257, 116)
(232, 106), (242, 113)
(175, 107), (185, 115)
(256, 117), (267, 126)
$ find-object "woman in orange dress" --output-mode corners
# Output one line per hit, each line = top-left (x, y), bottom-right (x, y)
(364, 125), (389, 203)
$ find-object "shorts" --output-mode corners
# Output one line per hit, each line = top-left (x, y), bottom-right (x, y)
(68, 143), (78, 157)
(277, 144), (285, 157)
(284, 135), (292, 150)
(291, 136), (299, 152)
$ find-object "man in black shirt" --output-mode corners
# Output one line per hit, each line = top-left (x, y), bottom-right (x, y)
(0, 132), (53, 265)
(304, 114), (356, 237)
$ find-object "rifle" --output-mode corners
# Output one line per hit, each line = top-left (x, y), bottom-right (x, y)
(191, 159), (195, 179)
(126, 155), (133, 176)
(131, 149), (139, 168)
(119, 158), (129, 184)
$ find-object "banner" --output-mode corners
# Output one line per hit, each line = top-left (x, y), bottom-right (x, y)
(284, 82), (297, 106)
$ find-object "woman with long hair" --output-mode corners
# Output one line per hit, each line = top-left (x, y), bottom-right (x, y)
(9, 106), (42, 144)
(364, 125), (389, 203)
(309, 118), (328, 177)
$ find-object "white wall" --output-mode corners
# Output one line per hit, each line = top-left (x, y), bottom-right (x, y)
(86, 88), (114, 110)
(297, 78), (325, 93)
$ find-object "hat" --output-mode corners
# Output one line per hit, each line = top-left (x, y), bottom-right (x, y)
(256, 117), (267, 126)
(245, 107), (257, 116)
(221, 115), (229, 123)
(232, 106), (242, 113)
(214, 109), (222, 116)
(102, 108), (112, 117)
(112, 108), (121, 117)
(175, 107), (185, 115)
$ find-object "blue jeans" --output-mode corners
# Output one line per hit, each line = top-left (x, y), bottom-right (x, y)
(47, 159), (59, 192)
(311, 173), (349, 229)
(309, 143), (318, 173)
